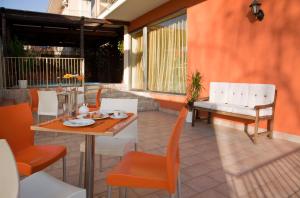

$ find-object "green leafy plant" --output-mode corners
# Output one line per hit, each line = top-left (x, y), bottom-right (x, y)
(187, 71), (203, 110)
(7, 36), (26, 57)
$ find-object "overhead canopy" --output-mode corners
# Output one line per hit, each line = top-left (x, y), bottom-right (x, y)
(0, 8), (128, 48)
(99, 0), (170, 21)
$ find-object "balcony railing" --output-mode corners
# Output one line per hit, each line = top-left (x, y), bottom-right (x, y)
(1, 57), (85, 88)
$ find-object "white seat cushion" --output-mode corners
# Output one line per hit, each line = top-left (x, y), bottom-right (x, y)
(247, 84), (276, 108)
(194, 101), (272, 117)
(20, 171), (86, 198)
(227, 83), (249, 106)
(194, 101), (216, 109)
(80, 136), (135, 156)
(209, 82), (229, 103)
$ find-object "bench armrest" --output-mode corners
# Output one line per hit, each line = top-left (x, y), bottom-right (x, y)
(198, 97), (209, 101)
(254, 103), (274, 110)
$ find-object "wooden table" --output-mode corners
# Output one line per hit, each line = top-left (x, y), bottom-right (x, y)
(31, 114), (137, 198)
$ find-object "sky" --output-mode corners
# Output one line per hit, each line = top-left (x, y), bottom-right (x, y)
(0, 0), (49, 12)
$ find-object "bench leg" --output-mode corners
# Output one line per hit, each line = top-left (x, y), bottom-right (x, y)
(207, 112), (212, 124)
(267, 119), (274, 139)
(192, 109), (196, 127)
(244, 124), (248, 133)
(253, 118), (259, 144)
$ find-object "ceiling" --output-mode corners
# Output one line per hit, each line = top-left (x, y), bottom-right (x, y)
(98, 0), (170, 21)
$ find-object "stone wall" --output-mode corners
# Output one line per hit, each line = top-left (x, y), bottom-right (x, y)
(0, 84), (160, 112)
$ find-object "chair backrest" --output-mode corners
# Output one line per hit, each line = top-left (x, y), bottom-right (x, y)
(95, 88), (102, 108)
(0, 103), (33, 154)
(100, 98), (138, 140)
(166, 107), (187, 193)
(100, 98), (138, 114)
(0, 139), (20, 198)
(29, 88), (38, 111)
(38, 91), (59, 116)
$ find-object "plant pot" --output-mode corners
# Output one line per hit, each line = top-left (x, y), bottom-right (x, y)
(186, 110), (193, 123)
(18, 80), (28, 89)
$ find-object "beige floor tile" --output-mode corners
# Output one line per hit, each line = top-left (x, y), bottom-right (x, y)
(33, 111), (300, 197)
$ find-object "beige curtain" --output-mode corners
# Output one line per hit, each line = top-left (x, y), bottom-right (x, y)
(130, 32), (144, 90)
(148, 15), (187, 94)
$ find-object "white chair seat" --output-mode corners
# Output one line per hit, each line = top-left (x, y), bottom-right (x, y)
(20, 172), (86, 198)
(80, 136), (135, 156)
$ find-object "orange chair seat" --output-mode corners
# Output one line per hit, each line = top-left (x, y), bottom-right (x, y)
(107, 151), (171, 190)
(15, 145), (66, 176)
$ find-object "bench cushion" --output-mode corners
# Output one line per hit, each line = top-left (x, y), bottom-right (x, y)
(194, 82), (275, 118)
(194, 101), (273, 117)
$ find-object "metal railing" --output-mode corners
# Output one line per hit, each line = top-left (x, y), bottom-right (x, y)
(1, 57), (85, 88)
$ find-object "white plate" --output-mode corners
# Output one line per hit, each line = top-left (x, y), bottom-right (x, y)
(110, 114), (128, 119)
(63, 119), (95, 127)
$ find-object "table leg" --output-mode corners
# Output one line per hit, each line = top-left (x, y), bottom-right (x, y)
(84, 135), (95, 198)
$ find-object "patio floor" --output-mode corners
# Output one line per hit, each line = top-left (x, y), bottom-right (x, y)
(35, 111), (300, 198)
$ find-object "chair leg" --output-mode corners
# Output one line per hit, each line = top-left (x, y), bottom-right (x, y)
(134, 142), (138, 151)
(99, 154), (102, 172)
(177, 172), (182, 198)
(63, 156), (66, 182)
(267, 119), (274, 139)
(107, 186), (112, 198)
(119, 187), (122, 198)
(169, 194), (176, 198)
(79, 152), (84, 186)
(124, 187), (127, 198)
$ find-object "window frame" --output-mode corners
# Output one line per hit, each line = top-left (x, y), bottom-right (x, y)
(129, 10), (187, 95)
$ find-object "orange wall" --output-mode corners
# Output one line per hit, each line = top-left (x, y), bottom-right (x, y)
(128, 0), (300, 135)
(188, 0), (300, 135)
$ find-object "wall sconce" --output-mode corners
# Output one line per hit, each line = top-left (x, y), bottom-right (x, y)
(249, 0), (264, 21)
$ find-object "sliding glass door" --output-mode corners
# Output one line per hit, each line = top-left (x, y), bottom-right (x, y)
(130, 14), (187, 94)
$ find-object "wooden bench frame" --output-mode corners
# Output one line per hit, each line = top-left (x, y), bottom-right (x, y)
(191, 90), (277, 144)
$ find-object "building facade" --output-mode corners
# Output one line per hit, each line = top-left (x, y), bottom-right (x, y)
(48, 0), (300, 138)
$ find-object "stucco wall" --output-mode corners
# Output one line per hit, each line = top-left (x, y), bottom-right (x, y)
(188, 0), (300, 135)
(128, 0), (300, 135)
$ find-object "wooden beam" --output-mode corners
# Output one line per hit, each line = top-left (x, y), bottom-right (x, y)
(80, 17), (84, 58)
(1, 11), (7, 56)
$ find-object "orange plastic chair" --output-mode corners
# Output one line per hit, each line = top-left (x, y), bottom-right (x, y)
(106, 107), (188, 198)
(88, 87), (102, 111)
(0, 103), (67, 180)
(29, 88), (38, 113)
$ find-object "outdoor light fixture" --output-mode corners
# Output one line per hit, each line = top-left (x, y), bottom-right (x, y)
(249, 0), (264, 21)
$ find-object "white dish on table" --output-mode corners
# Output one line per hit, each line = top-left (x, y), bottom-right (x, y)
(110, 114), (128, 119)
(63, 119), (95, 127)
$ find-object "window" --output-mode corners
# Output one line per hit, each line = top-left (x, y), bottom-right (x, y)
(130, 14), (187, 94)
(130, 31), (144, 90)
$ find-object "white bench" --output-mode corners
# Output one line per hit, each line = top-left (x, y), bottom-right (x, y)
(192, 82), (277, 143)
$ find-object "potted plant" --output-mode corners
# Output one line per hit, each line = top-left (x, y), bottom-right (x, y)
(186, 71), (203, 122)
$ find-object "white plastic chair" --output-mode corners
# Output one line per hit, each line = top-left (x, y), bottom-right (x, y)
(0, 139), (86, 198)
(78, 98), (138, 185)
(38, 91), (64, 122)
